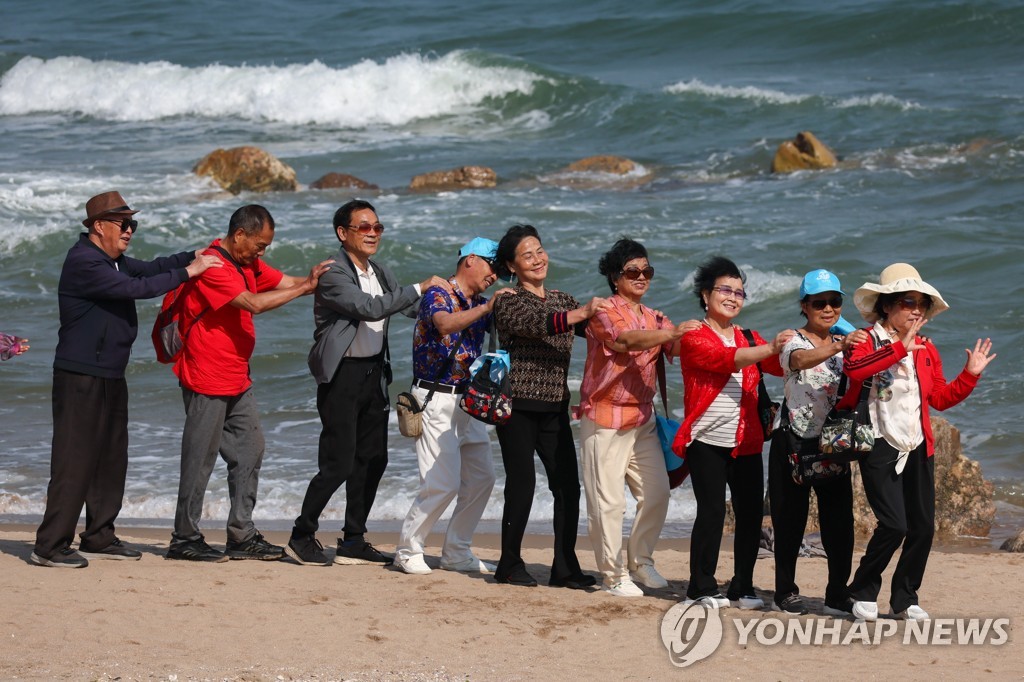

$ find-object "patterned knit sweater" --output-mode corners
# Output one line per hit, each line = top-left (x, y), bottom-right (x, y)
(492, 285), (582, 411)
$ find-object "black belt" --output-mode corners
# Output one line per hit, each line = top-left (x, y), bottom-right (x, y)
(412, 378), (465, 394)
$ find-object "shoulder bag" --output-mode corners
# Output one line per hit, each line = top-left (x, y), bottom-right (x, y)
(396, 334), (463, 438)
(656, 352), (689, 490)
(741, 329), (780, 440)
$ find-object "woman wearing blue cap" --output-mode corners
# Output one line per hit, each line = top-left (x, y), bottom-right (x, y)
(767, 269), (867, 615)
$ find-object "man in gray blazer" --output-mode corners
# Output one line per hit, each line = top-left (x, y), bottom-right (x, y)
(287, 199), (451, 566)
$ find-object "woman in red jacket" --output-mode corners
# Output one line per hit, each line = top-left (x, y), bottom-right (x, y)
(671, 256), (794, 609)
(843, 263), (995, 622)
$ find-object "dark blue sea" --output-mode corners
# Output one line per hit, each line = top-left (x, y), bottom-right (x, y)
(1, 0), (1022, 539)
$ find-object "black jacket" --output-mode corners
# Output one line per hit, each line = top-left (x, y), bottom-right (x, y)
(53, 233), (192, 378)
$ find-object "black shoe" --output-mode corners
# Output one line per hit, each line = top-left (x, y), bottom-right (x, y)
(773, 593), (808, 615)
(225, 531), (284, 561)
(494, 565), (538, 587)
(549, 572), (598, 590)
(30, 547), (88, 568)
(166, 537), (229, 563)
(285, 534), (329, 566)
(333, 539), (393, 566)
(823, 596), (855, 617)
(78, 537), (142, 561)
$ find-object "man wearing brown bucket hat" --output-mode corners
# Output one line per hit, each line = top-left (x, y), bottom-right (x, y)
(31, 191), (222, 568)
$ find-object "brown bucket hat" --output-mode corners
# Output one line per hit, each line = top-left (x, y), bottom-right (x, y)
(82, 191), (139, 227)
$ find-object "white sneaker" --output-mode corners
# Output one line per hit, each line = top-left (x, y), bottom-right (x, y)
(440, 555), (496, 574)
(683, 593), (730, 609)
(891, 605), (930, 621)
(630, 565), (669, 589)
(731, 594), (765, 610)
(851, 600), (879, 621)
(605, 579), (644, 597)
(394, 554), (432, 575)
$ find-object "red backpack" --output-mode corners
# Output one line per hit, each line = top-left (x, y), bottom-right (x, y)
(151, 280), (207, 364)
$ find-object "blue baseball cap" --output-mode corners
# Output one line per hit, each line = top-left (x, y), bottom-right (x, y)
(458, 237), (498, 262)
(799, 269), (846, 298)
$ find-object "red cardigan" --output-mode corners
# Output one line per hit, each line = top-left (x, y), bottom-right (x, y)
(671, 324), (782, 459)
(838, 330), (978, 457)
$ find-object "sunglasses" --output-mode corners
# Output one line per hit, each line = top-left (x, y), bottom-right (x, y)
(347, 222), (385, 235)
(712, 285), (747, 300)
(107, 217), (138, 233)
(620, 266), (655, 280)
(807, 295), (843, 310)
(896, 295), (932, 311)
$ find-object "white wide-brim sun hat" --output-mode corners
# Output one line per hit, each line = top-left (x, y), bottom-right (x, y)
(853, 263), (949, 323)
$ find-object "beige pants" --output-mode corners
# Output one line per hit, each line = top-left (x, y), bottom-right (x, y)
(580, 415), (670, 586)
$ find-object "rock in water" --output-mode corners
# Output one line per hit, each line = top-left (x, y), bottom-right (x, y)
(770, 131), (838, 173)
(309, 173), (378, 190)
(409, 166), (497, 191)
(194, 146), (298, 194)
(1001, 529), (1024, 552)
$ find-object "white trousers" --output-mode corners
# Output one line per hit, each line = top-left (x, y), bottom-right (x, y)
(396, 387), (496, 563)
(580, 415), (670, 586)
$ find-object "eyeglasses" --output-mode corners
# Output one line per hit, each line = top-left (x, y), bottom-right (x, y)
(807, 295), (843, 310)
(620, 266), (655, 280)
(712, 285), (747, 300)
(347, 222), (385, 235)
(896, 295), (932, 311)
(106, 217), (137, 233)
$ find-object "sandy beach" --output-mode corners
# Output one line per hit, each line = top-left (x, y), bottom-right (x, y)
(1, 525), (1020, 681)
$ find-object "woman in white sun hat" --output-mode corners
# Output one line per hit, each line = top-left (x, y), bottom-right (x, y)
(841, 263), (995, 623)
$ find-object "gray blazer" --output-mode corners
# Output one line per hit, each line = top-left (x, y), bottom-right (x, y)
(307, 246), (420, 385)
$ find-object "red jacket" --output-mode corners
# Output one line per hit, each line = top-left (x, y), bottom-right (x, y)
(671, 325), (782, 459)
(838, 330), (978, 457)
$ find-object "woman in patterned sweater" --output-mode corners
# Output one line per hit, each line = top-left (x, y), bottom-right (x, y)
(491, 224), (610, 588)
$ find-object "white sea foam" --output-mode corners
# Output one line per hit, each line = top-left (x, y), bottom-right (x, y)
(664, 79), (921, 111)
(664, 79), (810, 105)
(0, 53), (547, 127)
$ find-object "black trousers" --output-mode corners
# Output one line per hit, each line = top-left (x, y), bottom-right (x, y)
(494, 407), (583, 581)
(849, 438), (934, 612)
(686, 440), (763, 600)
(35, 369), (129, 557)
(293, 357), (389, 542)
(767, 429), (854, 605)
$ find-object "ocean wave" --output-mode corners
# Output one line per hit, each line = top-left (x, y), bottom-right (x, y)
(663, 79), (921, 112)
(663, 79), (808, 105)
(0, 52), (548, 127)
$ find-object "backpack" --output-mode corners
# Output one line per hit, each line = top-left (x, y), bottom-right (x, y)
(151, 245), (250, 364)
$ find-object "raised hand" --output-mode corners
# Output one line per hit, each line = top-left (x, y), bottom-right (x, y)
(901, 318), (928, 352)
(965, 338), (996, 376)
(841, 328), (870, 350)
(305, 259), (335, 292)
(420, 275), (455, 294)
(771, 328), (797, 353)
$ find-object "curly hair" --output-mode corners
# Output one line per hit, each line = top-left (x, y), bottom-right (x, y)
(495, 224), (541, 281)
(597, 238), (648, 293)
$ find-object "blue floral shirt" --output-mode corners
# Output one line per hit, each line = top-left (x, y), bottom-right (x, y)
(411, 278), (489, 386)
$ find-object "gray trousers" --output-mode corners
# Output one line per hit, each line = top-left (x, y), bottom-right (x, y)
(172, 387), (265, 545)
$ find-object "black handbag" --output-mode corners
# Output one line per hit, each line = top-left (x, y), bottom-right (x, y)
(817, 333), (878, 462)
(741, 329), (779, 440)
(777, 397), (849, 487)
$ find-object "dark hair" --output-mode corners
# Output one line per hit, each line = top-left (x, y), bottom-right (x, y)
(693, 255), (745, 311)
(873, 291), (932, 320)
(598, 238), (648, 293)
(228, 205), (274, 238)
(332, 199), (377, 233)
(495, 224), (540, 281)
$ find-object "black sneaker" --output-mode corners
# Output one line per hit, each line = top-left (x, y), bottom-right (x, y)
(285, 534), (328, 566)
(166, 537), (229, 563)
(823, 596), (855, 617)
(494, 565), (538, 587)
(78, 537), (142, 561)
(30, 547), (88, 568)
(225, 531), (284, 561)
(333, 539), (393, 566)
(773, 593), (809, 615)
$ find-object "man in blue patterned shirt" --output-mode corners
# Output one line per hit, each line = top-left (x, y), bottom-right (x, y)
(394, 237), (513, 575)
